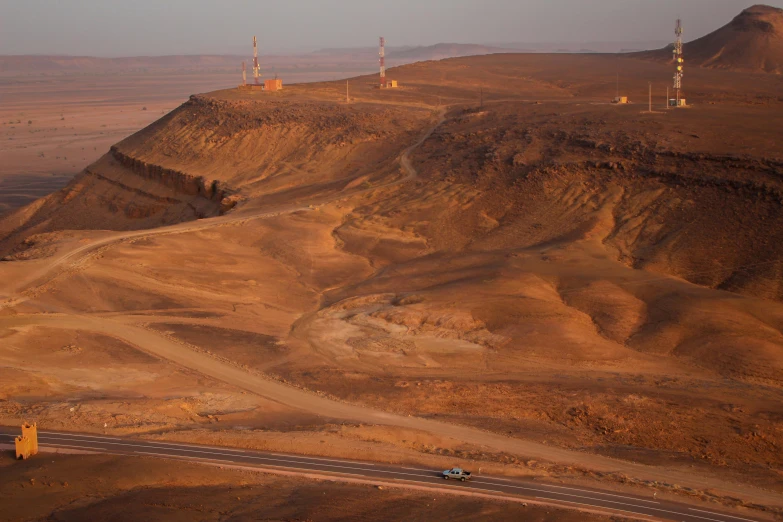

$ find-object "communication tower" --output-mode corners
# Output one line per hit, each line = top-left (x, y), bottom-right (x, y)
(253, 36), (261, 85)
(379, 37), (386, 88)
(673, 19), (684, 106)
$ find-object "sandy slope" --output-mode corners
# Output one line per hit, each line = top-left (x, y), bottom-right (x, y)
(2, 49), (783, 514)
(2, 310), (780, 509)
(636, 4), (783, 74)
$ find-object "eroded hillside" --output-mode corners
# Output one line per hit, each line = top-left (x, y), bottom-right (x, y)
(637, 4), (783, 74)
(114, 94), (431, 198)
(404, 103), (783, 299)
(0, 93), (432, 257)
(2, 52), (783, 507)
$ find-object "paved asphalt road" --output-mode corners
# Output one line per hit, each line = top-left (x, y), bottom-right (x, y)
(1, 427), (763, 522)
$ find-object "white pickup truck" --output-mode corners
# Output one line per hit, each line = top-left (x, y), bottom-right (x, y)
(442, 468), (472, 481)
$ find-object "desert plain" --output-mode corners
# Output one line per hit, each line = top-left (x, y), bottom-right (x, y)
(2, 5), (783, 521)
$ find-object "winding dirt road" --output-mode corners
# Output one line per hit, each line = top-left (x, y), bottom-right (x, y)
(2, 107), (780, 508)
(1, 311), (778, 507)
(1, 107), (446, 309)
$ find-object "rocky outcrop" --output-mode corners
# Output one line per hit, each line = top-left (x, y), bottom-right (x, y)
(0, 149), (239, 256)
(109, 147), (237, 214)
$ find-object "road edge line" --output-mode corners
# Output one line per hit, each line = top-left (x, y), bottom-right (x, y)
(133, 452), (661, 522)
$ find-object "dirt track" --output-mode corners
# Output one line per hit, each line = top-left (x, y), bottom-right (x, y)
(0, 107), (446, 309)
(2, 106), (779, 506)
(3, 49), (783, 515)
(2, 311), (779, 508)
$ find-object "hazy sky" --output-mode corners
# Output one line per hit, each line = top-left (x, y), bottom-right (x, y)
(1, 0), (781, 56)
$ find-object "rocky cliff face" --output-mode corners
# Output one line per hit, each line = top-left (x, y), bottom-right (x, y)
(0, 90), (431, 257)
(0, 150), (229, 257)
(109, 147), (236, 214)
(110, 94), (430, 199)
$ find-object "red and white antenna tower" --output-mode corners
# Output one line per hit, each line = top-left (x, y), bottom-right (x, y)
(379, 37), (386, 88)
(673, 19), (684, 105)
(253, 36), (261, 85)
(242, 61), (247, 86)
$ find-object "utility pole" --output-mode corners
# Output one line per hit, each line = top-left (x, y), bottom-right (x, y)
(649, 82), (652, 112)
(379, 37), (386, 88)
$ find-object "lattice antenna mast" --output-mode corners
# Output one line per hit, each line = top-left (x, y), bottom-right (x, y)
(379, 37), (386, 88)
(253, 36), (261, 85)
(673, 19), (684, 104)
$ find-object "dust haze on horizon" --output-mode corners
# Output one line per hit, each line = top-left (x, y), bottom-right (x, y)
(1, 0), (782, 56)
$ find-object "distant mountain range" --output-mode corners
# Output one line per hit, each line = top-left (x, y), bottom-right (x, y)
(0, 40), (671, 76)
(17, 14), (778, 79)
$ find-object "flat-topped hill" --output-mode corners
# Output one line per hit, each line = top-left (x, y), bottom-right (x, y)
(2, 50), (783, 496)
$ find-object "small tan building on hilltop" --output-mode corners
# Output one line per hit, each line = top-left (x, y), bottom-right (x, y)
(265, 79), (283, 92)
